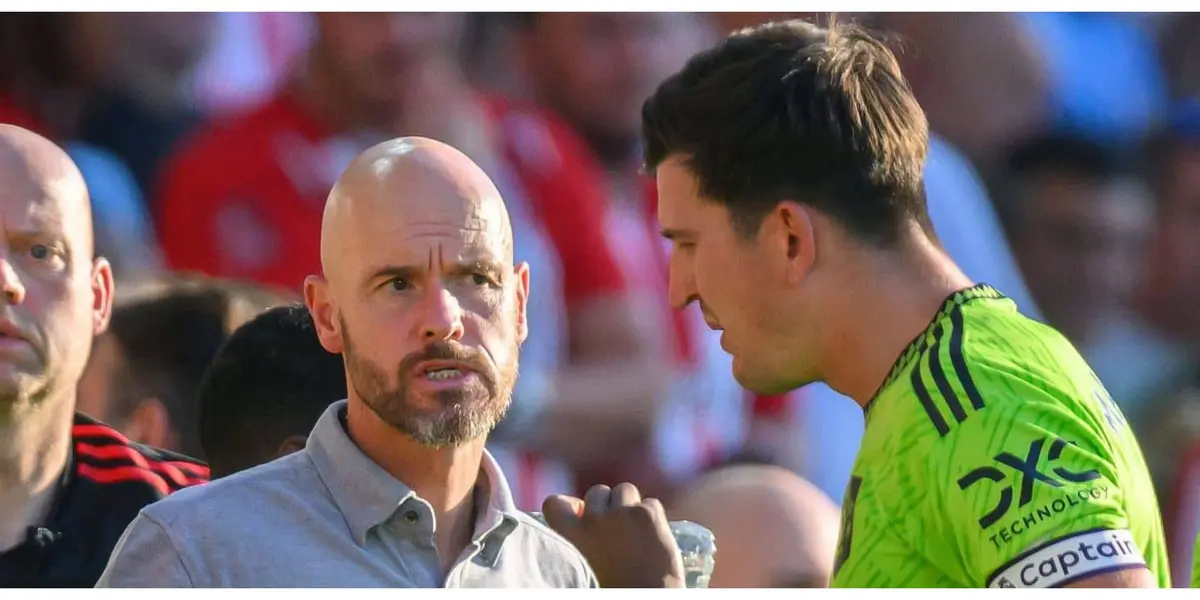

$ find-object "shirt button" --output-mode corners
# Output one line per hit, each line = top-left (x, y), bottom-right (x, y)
(404, 510), (420, 524)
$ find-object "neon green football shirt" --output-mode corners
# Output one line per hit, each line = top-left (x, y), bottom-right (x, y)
(831, 285), (1169, 588)
(1192, 533), (1199, 587)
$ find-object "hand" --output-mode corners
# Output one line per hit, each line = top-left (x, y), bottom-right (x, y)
(543, 483), (686, 588)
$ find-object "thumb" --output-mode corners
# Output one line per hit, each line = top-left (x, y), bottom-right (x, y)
(542, 494), (585, 541)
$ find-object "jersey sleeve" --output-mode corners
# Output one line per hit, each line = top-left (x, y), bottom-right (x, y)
(926, 368), (1148, 588)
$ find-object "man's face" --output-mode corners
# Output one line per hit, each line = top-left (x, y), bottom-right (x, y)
(656, 158), (805, 395)
(314, 165), (528, 447)
(1149, 144), (1200, 338)
(0, 149), (111, 419)
(314, 13), (463, 115)
(1013, 173), (1151, 342)
(522, 13), (712, 159)
(121, 13), (217, 73)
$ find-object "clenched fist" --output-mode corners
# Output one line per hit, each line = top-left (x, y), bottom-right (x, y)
(542, 483), (686, 588)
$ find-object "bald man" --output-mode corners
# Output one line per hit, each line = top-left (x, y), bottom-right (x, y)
(97, 137), (678, 588)
(670, 465), (841, 588)
(0, 126), (207, 587)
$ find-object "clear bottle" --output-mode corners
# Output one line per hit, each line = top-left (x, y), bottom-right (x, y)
(527, 512), (716, 588)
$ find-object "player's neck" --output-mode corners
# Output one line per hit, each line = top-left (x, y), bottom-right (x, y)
(0, 395), (74, 552)
(343, 398), (482, 570)
(822, 238), (972, 407)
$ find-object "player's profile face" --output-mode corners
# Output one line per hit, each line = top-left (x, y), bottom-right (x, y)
(318, 185), (528, 447)
(656, 158), (795, 394)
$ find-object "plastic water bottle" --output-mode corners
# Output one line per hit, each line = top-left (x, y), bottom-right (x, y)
(527, 512), (716, 588)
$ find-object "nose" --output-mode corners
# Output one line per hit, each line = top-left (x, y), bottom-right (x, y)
(419, 285), (465, 342)
(667, 256), (698, 311)
(0, 258), (26, 306)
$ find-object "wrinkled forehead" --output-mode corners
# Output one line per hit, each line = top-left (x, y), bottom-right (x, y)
(336, 160), (512, 271)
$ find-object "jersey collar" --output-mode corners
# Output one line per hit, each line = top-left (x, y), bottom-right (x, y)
(864, 283), (1007, 414)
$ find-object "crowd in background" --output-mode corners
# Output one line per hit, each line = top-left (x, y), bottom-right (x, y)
(2, 11), (1200, 586)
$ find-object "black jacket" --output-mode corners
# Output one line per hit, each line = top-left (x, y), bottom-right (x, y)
(0, 413), (208, 587)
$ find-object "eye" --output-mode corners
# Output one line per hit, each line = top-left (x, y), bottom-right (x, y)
(29, 244), (51, 260)
(389, 278), (410, 292)
(471, 273), (491, 286)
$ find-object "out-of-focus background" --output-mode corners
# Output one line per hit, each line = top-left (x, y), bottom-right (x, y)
(4, 12), (1200, 585)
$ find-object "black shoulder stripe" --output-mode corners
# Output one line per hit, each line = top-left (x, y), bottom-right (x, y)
(928, 323), (969, 424)
(949, 305), (986, 410)
(912, 356), (950, 437)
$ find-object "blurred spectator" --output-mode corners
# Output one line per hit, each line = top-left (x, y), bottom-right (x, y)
(1020, 13), (1168, 144)
(512, 12), (745, 496)
(77, 275), (294, 459)
(1159, 13), (1200, 100)
(868, 13), (1050, 169)
(0, 14), (164, 282)
(198, 303), (346, 479)
(1087, 103), (1200, 423)
(189, 12), (312, 117)
(155, 13), (667, 509)
(670, 465), (841, 587)
(999, 133), (1154, 347)
(79, 13), (218, 201)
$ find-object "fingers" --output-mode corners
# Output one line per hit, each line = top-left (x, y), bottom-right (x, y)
(610, 482), (642, 507)
(542, 494), (585, 539)
(584, 484), (612, 518)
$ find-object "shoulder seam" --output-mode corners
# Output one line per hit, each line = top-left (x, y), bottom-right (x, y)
(136, 509), (200, 586)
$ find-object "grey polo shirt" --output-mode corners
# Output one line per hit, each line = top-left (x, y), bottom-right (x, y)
(95, 401), (596, 588)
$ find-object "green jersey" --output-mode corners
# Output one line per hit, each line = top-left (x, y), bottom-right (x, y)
(1193, 533), (1200, 587)
(831, 285), (1169, 588)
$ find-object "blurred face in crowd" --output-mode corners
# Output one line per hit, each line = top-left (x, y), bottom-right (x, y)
(1012, 173), (1152, 343)
(1147, 143), (1200, 339)
(520, 13), (714, 162)
(119, 13), (217, 73)
(657, 157), (805, 395)
(306, 138), (528, 447)
(312, 13), (464, 117)
(76, 332), (124, 421)
(0, 127), (113, 422)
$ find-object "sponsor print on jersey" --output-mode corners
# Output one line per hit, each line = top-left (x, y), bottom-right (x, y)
(987, 528), (1145, 588)
(958, 436), (1106, 548)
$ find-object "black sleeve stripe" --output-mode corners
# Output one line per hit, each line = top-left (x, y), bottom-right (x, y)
(928, 323), (969, 425)
(949, 306), (986, 410)
(912, 356), (950, 437)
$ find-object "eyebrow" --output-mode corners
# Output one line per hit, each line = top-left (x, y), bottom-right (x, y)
(366, 260), (506, 286)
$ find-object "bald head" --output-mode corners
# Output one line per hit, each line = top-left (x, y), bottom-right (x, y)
(320, 137), (512, 280)
(304, 136), (527, 448)
(671, 465), (841, 588)
(0, 125), (93, 257)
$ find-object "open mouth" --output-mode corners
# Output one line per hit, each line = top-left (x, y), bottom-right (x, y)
(424, 367), (466, 381)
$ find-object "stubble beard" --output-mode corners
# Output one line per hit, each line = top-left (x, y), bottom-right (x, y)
(341, 321), (518, 448)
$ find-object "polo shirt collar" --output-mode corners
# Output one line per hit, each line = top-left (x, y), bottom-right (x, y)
(306, 400), (521, 549)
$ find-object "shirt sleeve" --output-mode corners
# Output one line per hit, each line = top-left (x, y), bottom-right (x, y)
(96, 512), (197, 588)
(929, 378), (1147, 588)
